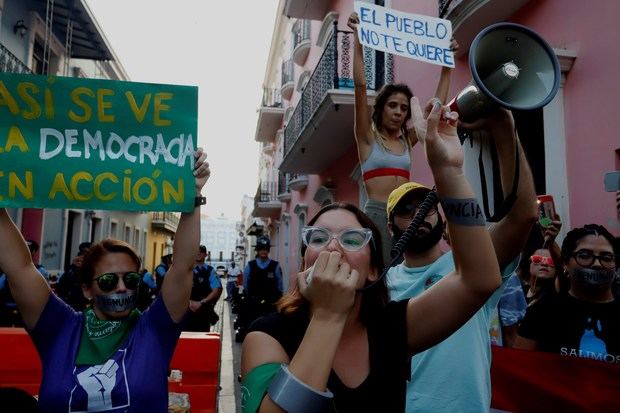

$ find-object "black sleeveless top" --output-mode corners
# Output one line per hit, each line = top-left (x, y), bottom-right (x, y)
(248, 299), (411, 412)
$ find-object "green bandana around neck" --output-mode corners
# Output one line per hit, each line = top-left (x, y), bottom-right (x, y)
(75, 308), (140, 365)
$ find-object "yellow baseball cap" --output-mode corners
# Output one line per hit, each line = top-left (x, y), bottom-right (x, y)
(386, 182), (431, 216)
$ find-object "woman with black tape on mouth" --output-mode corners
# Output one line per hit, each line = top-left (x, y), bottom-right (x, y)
(516, 224), (620, 360)
(0, 147), (211, 412)
(80, 239), (143, 320)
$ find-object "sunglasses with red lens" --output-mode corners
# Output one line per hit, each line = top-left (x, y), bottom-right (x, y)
(93, 272), (141, 292)
(530, 255), (554, 266)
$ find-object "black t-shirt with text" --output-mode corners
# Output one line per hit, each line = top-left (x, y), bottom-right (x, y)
(519, 293), (620, 364)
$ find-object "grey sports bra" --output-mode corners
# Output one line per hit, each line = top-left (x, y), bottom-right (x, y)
(361, 137), (411, 181)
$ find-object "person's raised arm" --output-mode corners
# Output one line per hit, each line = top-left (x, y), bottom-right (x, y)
(405, 98), (501, 353)
(348, 12), (373, 148)
(0, 210), (50, 329)
(541, 214), (564, 293)
(434, 39), (459, 104)
(461, 110), (538, 269)
(161, 148), (210, 322)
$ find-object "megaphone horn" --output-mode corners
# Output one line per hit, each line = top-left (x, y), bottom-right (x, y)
(449, 22), (561, 122)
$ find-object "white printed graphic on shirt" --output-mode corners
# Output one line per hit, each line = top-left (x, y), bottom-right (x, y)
(69, 349), (130, 412)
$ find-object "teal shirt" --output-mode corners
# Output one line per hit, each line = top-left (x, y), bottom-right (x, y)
(386, 251), (517, 413)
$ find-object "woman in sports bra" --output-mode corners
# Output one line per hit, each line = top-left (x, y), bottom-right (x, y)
(348, 12), (458, 264)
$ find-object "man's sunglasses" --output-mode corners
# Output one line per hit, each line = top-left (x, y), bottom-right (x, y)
(394, 202), (438, 219)
(530, 255), (554, 266)
(93, 271), (141, 292)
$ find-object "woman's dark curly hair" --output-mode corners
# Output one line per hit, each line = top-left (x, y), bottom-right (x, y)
(560, 224), (618, 263)
(372, 83), (414, 139)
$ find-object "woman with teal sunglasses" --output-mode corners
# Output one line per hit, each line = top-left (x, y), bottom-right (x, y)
(0, 148), (210, 412)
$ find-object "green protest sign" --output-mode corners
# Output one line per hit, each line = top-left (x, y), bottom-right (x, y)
(0, 72), (198, 212)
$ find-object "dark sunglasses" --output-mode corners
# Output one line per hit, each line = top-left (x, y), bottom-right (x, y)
(93, 271), (141, 292)
(394, 202), (438, 219)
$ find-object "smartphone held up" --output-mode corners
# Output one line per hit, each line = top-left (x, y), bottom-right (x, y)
(537, 195), (556, 228)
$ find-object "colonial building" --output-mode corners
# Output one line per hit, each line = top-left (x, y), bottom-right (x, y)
(252, 0), (619, 285)
(0, 0), (155, 274)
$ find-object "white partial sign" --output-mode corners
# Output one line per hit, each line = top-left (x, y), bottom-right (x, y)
(353, 1), (454, 68)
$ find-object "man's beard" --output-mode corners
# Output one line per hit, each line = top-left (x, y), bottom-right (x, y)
(392, 215), (444, 255)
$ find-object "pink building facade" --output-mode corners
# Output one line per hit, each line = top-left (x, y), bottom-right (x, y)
(252, 0), (620, 287)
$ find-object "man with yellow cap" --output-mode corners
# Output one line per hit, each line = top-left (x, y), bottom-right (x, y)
(386, 107), (537, 413)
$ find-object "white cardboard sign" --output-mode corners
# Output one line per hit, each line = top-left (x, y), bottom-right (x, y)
(354, 1), (454, 68)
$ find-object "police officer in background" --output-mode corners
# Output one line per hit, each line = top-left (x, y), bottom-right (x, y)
(56, 241), (91, 311)
(154, 253), (173, 294)
(242, 236), (283, 326)
(185, 245), (222, 331)
(26, 240), (49, 282)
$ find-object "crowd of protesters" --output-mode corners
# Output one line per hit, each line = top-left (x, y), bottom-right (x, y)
(0, 120), (616, 413)
(0, 13), (618, 411)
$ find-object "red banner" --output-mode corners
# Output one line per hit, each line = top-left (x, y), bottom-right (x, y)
(491, 346), (620, 413)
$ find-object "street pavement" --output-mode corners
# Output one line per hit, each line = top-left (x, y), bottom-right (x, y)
(216, 290), (242, 413)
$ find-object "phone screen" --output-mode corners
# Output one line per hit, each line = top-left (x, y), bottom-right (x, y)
(537, 195), (555, 227)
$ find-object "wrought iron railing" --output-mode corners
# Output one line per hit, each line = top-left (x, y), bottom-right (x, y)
(257, 180), (279, 203)
(288, 173), (307, 183)
(262, 87), (283, 108)
(281, 59), (294, 88)
(0, 42), (32, 74)
(438, 0), (458, 18)
(283, 23), (379, 161)
(151, 212), (180, 228)
(293, 20), (311, 51)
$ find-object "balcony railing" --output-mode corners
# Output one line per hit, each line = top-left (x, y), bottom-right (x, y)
(278, 172), (290, 197)
(283, 24), (379, 161)
(438, 0), (457, 18)
(281, 59), (295, 100)
(262, 88), (283, 108)
(293, 20), (311, 65)
(281, 59), (295, 88)
(253, 180), (282, 218)
(288, 173), (309, 191)
(256, 181), (279, 203)
(151, 212), (180, 233)
(293, 20), (311, 50)
(0, 43), (32, 74)
(256, 87), (285, 143)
